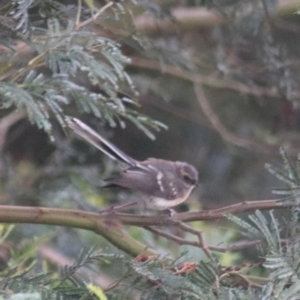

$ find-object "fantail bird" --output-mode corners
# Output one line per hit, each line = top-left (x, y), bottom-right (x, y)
(67, 117), (198, 210)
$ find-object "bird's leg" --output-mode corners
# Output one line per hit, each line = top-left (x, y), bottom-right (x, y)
(163, 208), (177, 216)
(98, 200), (138, 214)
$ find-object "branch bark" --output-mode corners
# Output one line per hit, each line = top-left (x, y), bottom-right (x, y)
(0, 199), (291, 256)
(0, 199), (290, 238)
(115, 199), (290, 226)
(0, 205), (157, 257)
(134, 0), (299, 35)
(129, 57), (300, 156)
(0, 199), (289, 226)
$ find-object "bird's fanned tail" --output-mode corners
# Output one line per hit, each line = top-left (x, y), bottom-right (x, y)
(66, 117), (137, 166)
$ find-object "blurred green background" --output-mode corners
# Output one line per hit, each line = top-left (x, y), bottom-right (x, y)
(0, 0), (300, 295)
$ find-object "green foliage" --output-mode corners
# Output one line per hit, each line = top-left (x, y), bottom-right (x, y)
(266, 148), (300, 227)
(0, 1), (166, 138)
(223, 150), (300, 299)
(227, 210), (281, 255)
(0, 232), (124, 299)
(3, 149), (300, 298)
(3, 0), (300, 299)
(0, 227), (258, 299)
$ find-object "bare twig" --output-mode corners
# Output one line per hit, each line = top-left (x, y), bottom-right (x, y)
(145, 226), (200, 247)
(129, 57), (285, 100)
(75, 2), (114, 30)
(142, 96), (212, 129)
(134, 0), (298, 35)
(143, 226), (198, 251)
(115, 199), (289, 226)
(193, 83), (273, 154)
(174, 221), (212, 258)
(144, 226), (266, 253)
(219, 271), (265, 289)
(134, 6), (225, 35)
(129, 57), (296, 154)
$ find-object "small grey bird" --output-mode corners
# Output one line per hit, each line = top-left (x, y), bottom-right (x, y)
(67, 117), (198, 210)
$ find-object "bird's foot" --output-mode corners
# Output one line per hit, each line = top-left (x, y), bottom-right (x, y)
(163, 208), (177, 217)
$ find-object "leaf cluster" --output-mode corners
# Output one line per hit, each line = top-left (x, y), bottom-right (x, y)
(0, 0), (166, 139)
(0, 233), (123, 300)
(2, 1), (300, 300)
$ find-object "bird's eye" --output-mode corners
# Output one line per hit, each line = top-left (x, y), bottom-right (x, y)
(183, 175), (191, 182)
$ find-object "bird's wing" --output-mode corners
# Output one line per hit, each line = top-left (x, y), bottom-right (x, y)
(103, 166), (163, 196)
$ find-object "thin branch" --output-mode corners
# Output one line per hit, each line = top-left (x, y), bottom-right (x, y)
(219, 271), (265, 289)
(174, 221), (212, 258)
(134, 7), (225, 35)
(193, 84), (273, 154)
(129, 57), (285, 100)
(144, 226), (201, 248)
(134, 0), (298, 35)
(115, 199), (290, 226)
(75, 0), (82, 27)
(129, 57), (300, 155)
(144, 226), (269, 254)
(141, 96), (213, 129)
(29, 2), (114, 68)
(75, 2), (114, 30)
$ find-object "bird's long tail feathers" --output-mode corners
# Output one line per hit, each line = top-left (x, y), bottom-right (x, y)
(66, 117), (137, 166)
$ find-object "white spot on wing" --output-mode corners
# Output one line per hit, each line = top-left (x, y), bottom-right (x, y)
(157, 171), (164, 192)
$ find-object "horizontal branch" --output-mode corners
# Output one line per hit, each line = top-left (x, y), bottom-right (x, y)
(129, 58), (300, 156)
(115, 199), (291, 226)
(0, 205), (156, 257)
(129, 57), (293, 101)
(0, 199), (291, 256)
(134, 7), (225, 35)
(144, 226), (282, 253)
(134, 0), (298, 35)
(0, 199), (291, 228)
